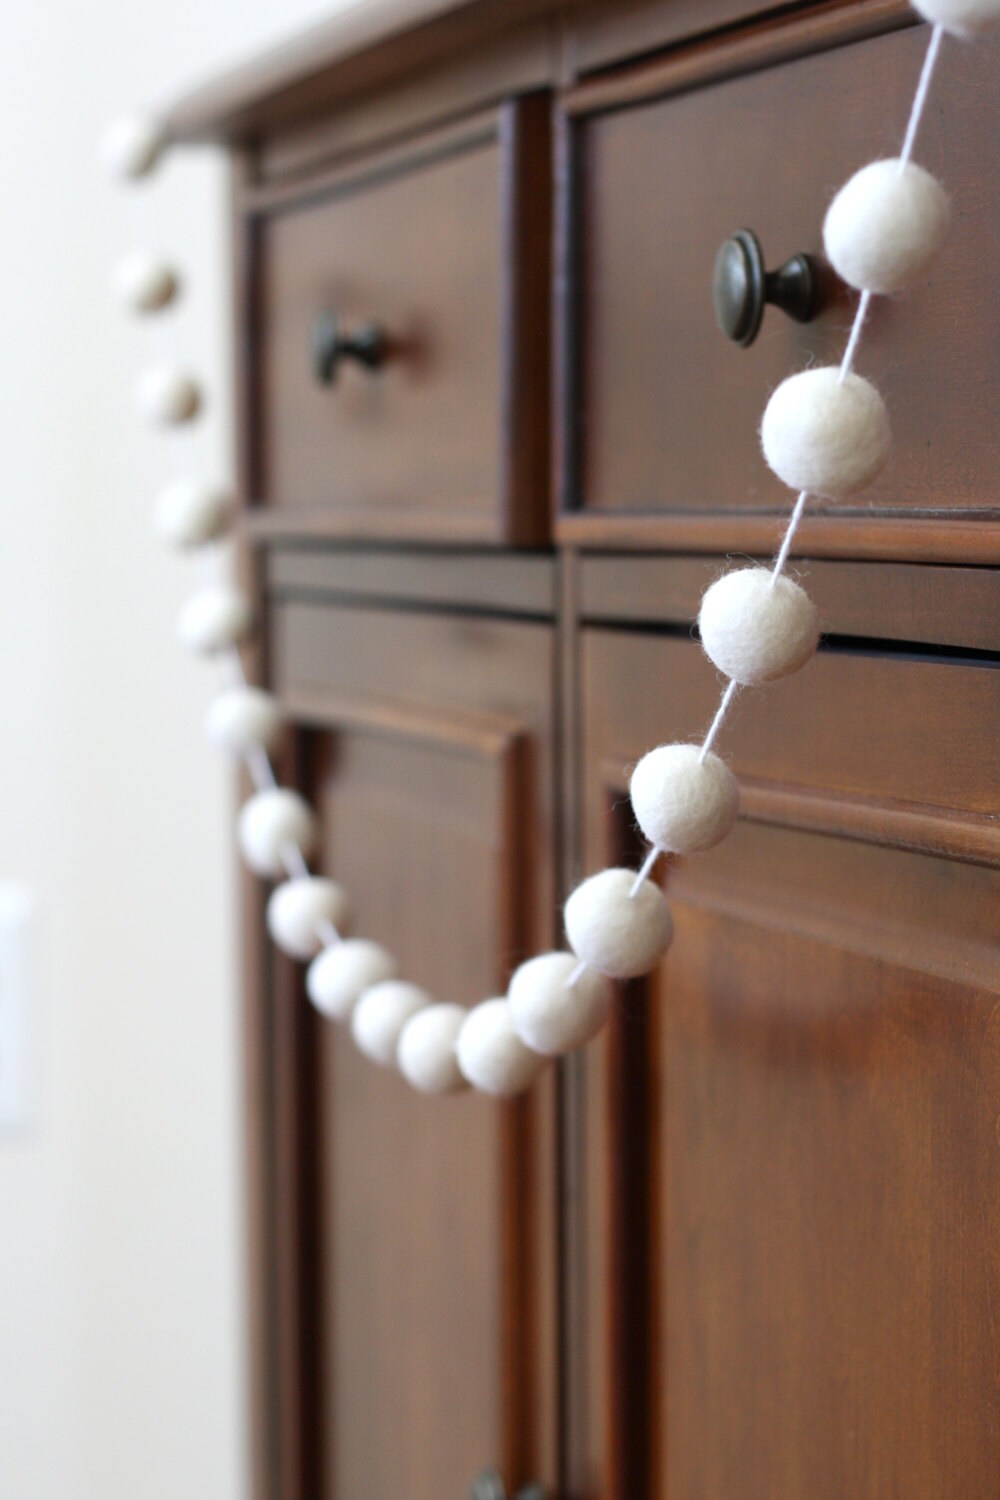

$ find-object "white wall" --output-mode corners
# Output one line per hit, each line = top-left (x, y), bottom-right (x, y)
(0, 3), (362, 1497)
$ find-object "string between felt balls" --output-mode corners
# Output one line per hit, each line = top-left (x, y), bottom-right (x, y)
(899, 24), (945, 173)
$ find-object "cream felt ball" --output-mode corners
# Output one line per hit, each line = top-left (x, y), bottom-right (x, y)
(630, 743), (739, 856)
(397, 1004), (469, 1095)
(508, 952), (613, 1056)
(699, 568), (819, 686)
(564, 867), (674, 980)
(267, 878), (350, 961)
(456, 999), (549, 1097)
(352, 981), (430, 1067)
(824, 160), (949, 295)
(306, 939), (397, 1022)
(176, 585), (252, 655)
(206, 686), (283, 756)
(760, 367), (890, 497)
(136, 364), (202, 426)
(101, 113), (164, 180)
(911, 0), (1000, 33)
(155, 479), (230, 548)
(238, 788), (317, 877)
(113, 252), (179, 314)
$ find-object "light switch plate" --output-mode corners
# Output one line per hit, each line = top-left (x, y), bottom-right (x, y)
(0, 881), (40, 1134)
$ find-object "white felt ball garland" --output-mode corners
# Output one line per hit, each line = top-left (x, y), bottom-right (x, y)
(114, 252), (179, 314)
(912, 0), (1000, 33)
(699, 569), (820, 686)
(508, 953), (613, 1055)
(267, 877), (350, 961)
(823, 160), (950, 295)
(457, 998), (549, 1096)
(760, 368), (891, 498)
(206, 686), (283, 756)
(110, 8), (976, 1100)
(352, 981), (431, 1066)
(176, 584), (253, 655)
(238, 787), (317, 877)
(102, 113), (165, 181)
(156, 479), (231, 548)
(136, 363), (203, 426)
(397, 1005), (469, 1094)
(306, 939), (397, 1022)
(630, 744), (739, 854)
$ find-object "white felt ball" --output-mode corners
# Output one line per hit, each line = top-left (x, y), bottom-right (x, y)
(352, 981), (431, 1067)
(456, 999), (549, 1097)
(101, 113), (164, 180)
(564, 867), (673, 980)
(238, 788), (317, 877)
(760, 367), (890, 498)
(508, 952), (613, 1056)
(306, 939), (397, 1022)
(113, 252), (179, 314)
(630, 743), (740, 855)
(910, 0), (1000, 34)
(397, 1004), (469, 1095)
(699, 567), (819, 686)
(267, 878), (350, 961)
(205, 686), (283, 757)
(176, 585), (252, 655)
(136, 364), (202, 426)
(824, 160), (949, 295)
(155, 479), (230, 548)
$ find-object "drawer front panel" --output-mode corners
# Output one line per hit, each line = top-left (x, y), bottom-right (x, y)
(569, 626), (1000, 1500)
(263, 599), (559, 1499)
(560, 19), (1000, 545)
(253, 98), (550, 544)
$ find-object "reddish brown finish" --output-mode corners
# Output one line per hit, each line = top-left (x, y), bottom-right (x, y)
(559, 19), (1000, 535)
(196, 4), (1000, 1500)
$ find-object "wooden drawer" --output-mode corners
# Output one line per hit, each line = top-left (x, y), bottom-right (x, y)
(570, 625), (1000, 1499)
(557, 11), (1000, 561)
(248, 97), (550, 546)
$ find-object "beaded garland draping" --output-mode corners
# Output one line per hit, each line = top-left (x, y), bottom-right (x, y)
(104, 0), (997, 1098)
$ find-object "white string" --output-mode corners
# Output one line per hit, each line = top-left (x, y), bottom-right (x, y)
(838, 290), (873, 384)
(698, 678), (739, 761)
(899, 24), (944, 173)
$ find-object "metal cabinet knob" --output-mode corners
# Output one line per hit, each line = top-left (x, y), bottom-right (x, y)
(470, 1469), (544, 1500)
(713, 228), (819, 347)
(311, 309), (387, 384)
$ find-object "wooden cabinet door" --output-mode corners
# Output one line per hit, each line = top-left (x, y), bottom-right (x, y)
(569, 583), (1000, 1500)
(250, 596), (559, 1500)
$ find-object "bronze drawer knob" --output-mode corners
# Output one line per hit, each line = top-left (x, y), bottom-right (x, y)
(713, 228), (819, 347)
(311, 309), (387, 384)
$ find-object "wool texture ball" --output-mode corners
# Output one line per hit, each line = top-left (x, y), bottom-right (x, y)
(629, 743), (740, 855)
(155, 479), (231, 548)
(457, 999), (549, 1097)
(508, 952), (613, 1056)
(113, 252), (179, 314)
(206, 686), (283, 757)
(397, 1004), (469, 1095)
(699, 567), (819, 686)
(267, 878), (350, 961)
(824, 159), (949, 295)
(352, 981), (431, 1067)
(101, 113), (164, 180)
(910, 0), (1000, 33)
(760, 367), (890, 497)
(306, 939), (397, 1022)
(176, 585), (252, 655)
(238, 788), (317, 877)
(135, 364), (202, 426)
(564, 867), (673, 980)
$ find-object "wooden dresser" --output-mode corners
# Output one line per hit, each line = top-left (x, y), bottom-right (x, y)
(167, 5), (1000, 1497)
